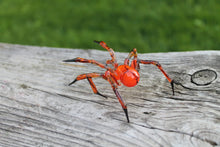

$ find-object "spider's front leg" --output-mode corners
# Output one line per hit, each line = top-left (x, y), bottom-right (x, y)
(105, 71), (130, 123)
(114, 89), (130, 123)
(138, 60), (175, 95)
(68, 73), (107, 98)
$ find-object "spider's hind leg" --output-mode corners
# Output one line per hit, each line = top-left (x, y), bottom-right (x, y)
(63, 57), (106, 69)
(94, 40), (118, 68)
(138, 60), (175, 95)
(69, 73), (107, 98)
(124, 48), (140, 71)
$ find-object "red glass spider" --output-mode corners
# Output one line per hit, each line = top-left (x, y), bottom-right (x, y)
(63, 41), (174, 123)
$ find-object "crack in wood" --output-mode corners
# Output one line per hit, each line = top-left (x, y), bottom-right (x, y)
(131, 121), (218, 146)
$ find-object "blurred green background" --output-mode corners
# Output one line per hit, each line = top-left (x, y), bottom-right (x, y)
(0, 0), (219, 53)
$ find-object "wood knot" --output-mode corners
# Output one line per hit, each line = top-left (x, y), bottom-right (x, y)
(191, 69), (217, 86)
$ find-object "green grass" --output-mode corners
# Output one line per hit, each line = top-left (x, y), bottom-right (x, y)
(0, 0), (220, 53)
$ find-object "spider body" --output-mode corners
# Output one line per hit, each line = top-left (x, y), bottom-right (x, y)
(63, 41), (174, 123)
(113, 65), (140, 87)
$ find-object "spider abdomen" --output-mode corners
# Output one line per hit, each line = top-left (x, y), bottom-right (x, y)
(116, 65), (140, 87)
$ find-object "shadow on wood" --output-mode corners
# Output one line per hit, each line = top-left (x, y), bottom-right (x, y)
(0, 43), (219, 146)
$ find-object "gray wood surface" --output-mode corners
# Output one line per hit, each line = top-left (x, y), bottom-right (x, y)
(0, 43), (219, 147)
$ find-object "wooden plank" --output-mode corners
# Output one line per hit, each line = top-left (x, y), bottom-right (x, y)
(0, 43), (219, 146)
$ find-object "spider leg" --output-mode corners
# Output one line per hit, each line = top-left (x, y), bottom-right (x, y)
(87, 77), (107, 98)
(68, 73), (107, 98)
(138, 60), (175, 95)
(124, 48), (140, 71)
(63, 57), (108, 69)
(114, 89), (130, 123)
(94, 40), (118, 68)
(124, 48), (137, 65)
(105, 71), (130, 122)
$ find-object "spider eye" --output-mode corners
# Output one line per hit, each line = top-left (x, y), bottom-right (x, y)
(121, 69), (140, 87)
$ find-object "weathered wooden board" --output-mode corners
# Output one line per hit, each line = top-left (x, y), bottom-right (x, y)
(0, 43), (219, 147)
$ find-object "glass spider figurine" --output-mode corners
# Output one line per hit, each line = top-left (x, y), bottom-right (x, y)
(63, 41), (174, 123)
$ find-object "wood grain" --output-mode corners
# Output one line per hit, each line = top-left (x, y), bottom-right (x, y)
(0, 43), (219, 147)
